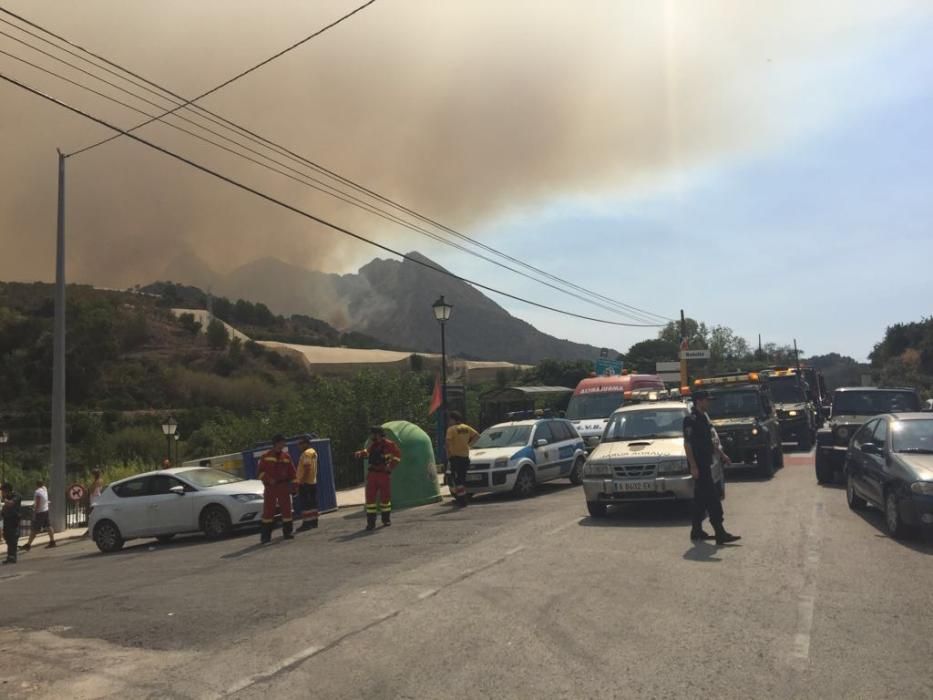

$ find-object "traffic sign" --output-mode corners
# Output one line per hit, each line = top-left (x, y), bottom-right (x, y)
(680, 349), (711, 360)
(658, 372), (682, 383)
(656, 361), (680, 372)
(595, 358), (623, 376)
(68, 483), (86, 502)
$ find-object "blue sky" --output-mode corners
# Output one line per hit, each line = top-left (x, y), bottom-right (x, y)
(414, 12), (933, 362)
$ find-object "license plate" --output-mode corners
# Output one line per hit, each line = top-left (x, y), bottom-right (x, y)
(466, 474), (484, 483)
(614, 480), (656, 493)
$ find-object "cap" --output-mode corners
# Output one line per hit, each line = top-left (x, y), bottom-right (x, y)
(272, 434), (287, 444)
(692, 390), (716, 401)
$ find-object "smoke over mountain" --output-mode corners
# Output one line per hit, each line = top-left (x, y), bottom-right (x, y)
(0, 0), (925, 287)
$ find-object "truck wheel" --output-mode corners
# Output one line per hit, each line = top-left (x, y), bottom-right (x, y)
(587, 501), (608, 518)
(757, 446), (775, 479)
(774, 446), (784, 470)
(569, 457), (585, 486)
(816, 455), (834, 485)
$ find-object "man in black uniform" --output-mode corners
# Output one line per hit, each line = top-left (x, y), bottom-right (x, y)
(1, 482), (22, 565)
(684, 391), (740, 545)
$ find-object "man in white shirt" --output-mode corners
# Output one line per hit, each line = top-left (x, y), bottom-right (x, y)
(21, 479), (56, 551)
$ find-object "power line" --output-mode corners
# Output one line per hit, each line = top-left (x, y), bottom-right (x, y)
(0, 71), (666, 327)
(0, 40), (664, 324)
(0, 4), (673, 324)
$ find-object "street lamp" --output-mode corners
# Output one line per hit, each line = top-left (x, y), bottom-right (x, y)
(432, 295), (453, 424)
(0, 431), (7, 483)
(161, 416), (177, 465)
(174, 433), (180, 466)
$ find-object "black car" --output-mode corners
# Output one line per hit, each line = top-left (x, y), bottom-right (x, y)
(845, 413), (933, 539)
(815, 387), (921, 484)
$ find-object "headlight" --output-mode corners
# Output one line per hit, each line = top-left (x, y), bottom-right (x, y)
(231, 494), (260, 503)
(583, 462), (611, 476)
(658, 459), (688, 475)
(493, 457), (509, 468)
(751, 428), (759, 436)
(788, 410), (798, 417)
(910, 481), (933, 496)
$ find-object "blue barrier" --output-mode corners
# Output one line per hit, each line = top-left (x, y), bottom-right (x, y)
(241, 436), (338, 514)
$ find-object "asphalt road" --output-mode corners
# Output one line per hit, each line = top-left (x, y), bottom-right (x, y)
(1, 450), (931, 699)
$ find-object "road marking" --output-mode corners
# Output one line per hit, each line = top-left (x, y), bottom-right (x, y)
(505, 545), (525, 556)
(788, 501), (824, 670)
(546, 520), (576, 536)
(417, 587), (439, 600)
(0, 570), (36, 583)
(225, 645), (325, 695)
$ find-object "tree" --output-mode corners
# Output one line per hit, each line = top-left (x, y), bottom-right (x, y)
(206, 318), (229, 350)
(178, 312), (202, 336)
(624, 338), (678, 373)
(658, 318), (708, 348)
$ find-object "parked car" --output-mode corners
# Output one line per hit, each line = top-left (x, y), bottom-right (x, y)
(89, 467), (265, 553)
(844, 413), (933, 539)
(449, 418), (586, 498)
(581, 401), (724, 518)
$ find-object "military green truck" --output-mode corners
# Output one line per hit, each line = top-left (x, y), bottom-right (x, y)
(692, 372), (783, 478)
(815, 387), (922, 484)
(760, 368), (817, 450)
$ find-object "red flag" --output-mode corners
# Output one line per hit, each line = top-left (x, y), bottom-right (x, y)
(428, 373), (442, 415)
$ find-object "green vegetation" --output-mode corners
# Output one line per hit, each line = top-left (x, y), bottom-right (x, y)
(870, 317), (933, 397)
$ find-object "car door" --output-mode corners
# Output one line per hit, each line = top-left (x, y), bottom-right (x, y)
(144, 474), (196, 535)
(532, 422), (557, 481)
(862, 418), (889, 505)
(110, 476), (153, 537)
(848, 420), (876, 498)
(549, 420), (577, 478)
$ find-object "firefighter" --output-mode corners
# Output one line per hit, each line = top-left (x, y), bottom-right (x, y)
(257, 434), (297, 543)
(354, 426), (402, 531)
(296, 434), (319, 532)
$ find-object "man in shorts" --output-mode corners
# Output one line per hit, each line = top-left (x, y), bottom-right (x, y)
(21, 479), (56, 551)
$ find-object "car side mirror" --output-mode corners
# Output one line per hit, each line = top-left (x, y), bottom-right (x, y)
(169, 485), (186, 495)
(535, 439), (548, 447)
(860, 442), (879, 455)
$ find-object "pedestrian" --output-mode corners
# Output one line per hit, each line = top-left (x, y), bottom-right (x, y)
(257, 434), (297, 544)
(21, 479), (56, 551)
(446, 411), (479, 507)
(1, 482), (22, 565)
(684, 390), (740, 545)
(161, 459), (172, 470)
(354, 426), (402, 531)
(89, 468), (104, 505)
(296, 434), (319, 532)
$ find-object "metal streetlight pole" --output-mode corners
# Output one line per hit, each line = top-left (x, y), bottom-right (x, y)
(174, 433), (180, 466)
(432, 296), (453, 460)
(50, 149), (68, 532)
(161, 416), (178, 465)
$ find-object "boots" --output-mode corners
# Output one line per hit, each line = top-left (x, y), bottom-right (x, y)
(260, 522), (272, 544)
(381, 511), (391, 527)
(282, 521), (294, 540)
(714, 525), (741, 545)
(690, 527), (714, 541)
(366, 513), (377, 531)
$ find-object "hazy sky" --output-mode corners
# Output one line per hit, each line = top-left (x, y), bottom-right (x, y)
(1, 1), (931, 361)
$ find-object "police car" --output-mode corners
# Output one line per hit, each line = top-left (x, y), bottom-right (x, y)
(453, 416), (587, 498)
(581, 392), (724, 517)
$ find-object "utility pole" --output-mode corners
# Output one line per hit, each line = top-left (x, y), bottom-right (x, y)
(50, 150), (67, 532)
(679, 309), (688, 390)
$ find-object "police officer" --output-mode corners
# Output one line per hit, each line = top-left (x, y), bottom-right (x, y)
(684, 390), (740, 545)
(1, 482), (22, 565)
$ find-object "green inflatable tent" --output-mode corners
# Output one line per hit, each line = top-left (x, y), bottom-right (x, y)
(370, 421), (442, 510)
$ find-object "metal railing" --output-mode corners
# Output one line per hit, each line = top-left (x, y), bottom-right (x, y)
(17, 500), (87, 539)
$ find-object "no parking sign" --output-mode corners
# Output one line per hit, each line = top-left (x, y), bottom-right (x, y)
(68, 483), (86, 502)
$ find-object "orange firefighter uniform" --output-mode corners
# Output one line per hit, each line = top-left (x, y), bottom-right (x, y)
(257, 443), (297, 543)
(354, 429), (402, 530)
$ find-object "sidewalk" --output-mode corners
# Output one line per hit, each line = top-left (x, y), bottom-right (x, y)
(334, 478), (450, 508)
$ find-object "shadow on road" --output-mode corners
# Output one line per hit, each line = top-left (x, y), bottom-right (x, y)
(578, 501), (691, 528)
(853, 509), (933, 556)
(68, 528), (257, 561)
(434, 482), (578, 509)
(331, 529), (381, 543)
(683, 541), (723, 562)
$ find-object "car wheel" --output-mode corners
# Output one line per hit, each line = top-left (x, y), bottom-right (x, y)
(512, 466), (536, 498)
(93, 520), (124, 553)
(569, 457), (585, 486)
(815, 455), (834, 484)
(200, 505), (233, 540)
(846, 474), (867, 510)
(758, 446), (774, 479)
(884, 489), (912, 540)
(587, 501), (608, 518)
(155, 534), (176, 544)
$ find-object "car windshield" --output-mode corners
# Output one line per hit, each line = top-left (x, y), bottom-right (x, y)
(179, 468), (243, 488)
(891, 419), (933, 454)
(565, 391), (625, 420)
(768, 376), (806, 403)
(832, 391), (919, 415)
(602, 408), (687, 442)
(706, 390), (761, 418)
(473, 425), (532, 449)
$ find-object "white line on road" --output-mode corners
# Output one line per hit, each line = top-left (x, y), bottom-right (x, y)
(505, 545), (525, 556)
(225, 645), (324, 695)
(788, 500), (824, 670)
(546, 519), (577, 536)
